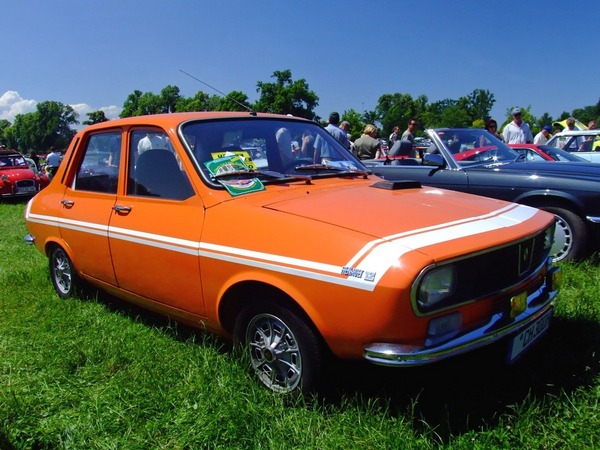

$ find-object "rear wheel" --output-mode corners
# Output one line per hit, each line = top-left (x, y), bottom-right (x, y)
(541, 206), (587, 262)
(49, 246), (84, 298)
(234, 301), (323, 394)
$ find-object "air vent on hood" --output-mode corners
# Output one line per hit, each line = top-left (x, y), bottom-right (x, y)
(371, 180), (422, 190)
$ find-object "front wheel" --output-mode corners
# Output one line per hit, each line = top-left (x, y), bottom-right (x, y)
(541, 206), (588, 262)
(49, 246), (84, 298)
(234, 302), (323, 394)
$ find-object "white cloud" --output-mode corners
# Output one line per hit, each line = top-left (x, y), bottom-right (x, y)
(1, 91), (121, 125)
(71, 103), (121, 123)
(100, 105), (121, 120)
(0, 91), (37, 122)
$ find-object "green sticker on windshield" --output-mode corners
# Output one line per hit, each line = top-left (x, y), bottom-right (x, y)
(204, 155), (265, 196)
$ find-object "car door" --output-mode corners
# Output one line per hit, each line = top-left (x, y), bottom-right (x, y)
(58, 131), (120, 285)
(107, 128), (206, 315)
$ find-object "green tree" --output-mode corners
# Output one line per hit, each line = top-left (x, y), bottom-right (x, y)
(160, 85), (181, 113)
(120, 90), (143, 118)
(216, 90), (252, 112)
(176, 91), (220, 112)
(439, 105), (471, 128)
(138, 91), (164, 115)
(82, 110), (109, 125)
(376, 93), (429, 138)
(255, 70), (319, 119)
(572, 104), (598, 125)
(464, 89), (495, 122)
(5, 101), (77, 151)
(35, 101), (78, 150)
(340, 109), (365, 141)
(0, 119), (11, 147)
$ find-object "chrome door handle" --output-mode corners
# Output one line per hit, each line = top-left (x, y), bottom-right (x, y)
(112, 205), (132, 214)
(60, 199), (74, 207)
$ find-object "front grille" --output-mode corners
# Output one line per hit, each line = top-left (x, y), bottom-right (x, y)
(416, 226), (550, 314)
(15, 179), (35, 188)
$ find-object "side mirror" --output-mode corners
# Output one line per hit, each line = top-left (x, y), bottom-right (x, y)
(422, 153), (445, 167)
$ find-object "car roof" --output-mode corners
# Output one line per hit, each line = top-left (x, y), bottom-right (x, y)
(0, 150), (22, 157)
(553, 129), (600, 136)
(82, 112), (311, 132)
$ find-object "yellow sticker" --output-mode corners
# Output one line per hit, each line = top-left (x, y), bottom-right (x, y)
(210, 151), (257, 170)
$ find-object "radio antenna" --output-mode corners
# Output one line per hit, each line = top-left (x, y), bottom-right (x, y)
(179, 69), (256, 116)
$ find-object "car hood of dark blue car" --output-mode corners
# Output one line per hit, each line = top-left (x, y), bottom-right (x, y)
(490, 160), (600, 179)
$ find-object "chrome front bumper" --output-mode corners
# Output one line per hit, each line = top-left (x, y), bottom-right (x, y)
(364, 266), (560, 366)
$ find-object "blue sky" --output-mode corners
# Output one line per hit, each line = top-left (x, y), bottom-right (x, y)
(2, 0), (599, 127)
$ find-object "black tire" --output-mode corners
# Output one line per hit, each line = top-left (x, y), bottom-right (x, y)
(541, 206), (587, 262)
(234, 301), (323, 394)
(49, 246), (84, 298)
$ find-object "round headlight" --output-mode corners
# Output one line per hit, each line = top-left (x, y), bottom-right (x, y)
(417, 265), (456, 311)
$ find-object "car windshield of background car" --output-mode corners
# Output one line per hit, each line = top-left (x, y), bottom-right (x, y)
(434, 129), (520, 166)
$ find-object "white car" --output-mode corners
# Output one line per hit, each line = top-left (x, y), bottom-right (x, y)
(546, 129), (600, 163)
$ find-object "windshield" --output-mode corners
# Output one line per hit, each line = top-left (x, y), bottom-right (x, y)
(430, 128), (520, 167)
(546, 132), (600, 153)
(0, 154), (27, 168)
(180, 118), (366, 185)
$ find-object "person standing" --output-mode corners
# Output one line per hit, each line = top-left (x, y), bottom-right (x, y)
(29, 150), (40, 170)
(401, 119), (417, 146)
(324, 112), (350, 150)
(484, 119), (503, 140)
(45, 147), (61, 179)
(389, 126), (400, 146)
(502, 108), (533, 144)
(533, 126), (553, 145)
(564, 117), (580, 131)
(354, 124), (381, 160)
(313, 112), (350, 163)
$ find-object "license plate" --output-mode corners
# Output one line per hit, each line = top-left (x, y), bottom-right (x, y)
(17, 186), (36, 194)
(508, 309), (552, 363)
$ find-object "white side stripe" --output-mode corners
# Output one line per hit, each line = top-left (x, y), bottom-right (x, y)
(25, 203), (541, 291)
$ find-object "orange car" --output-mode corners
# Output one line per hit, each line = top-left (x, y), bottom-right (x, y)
(24, 112), (560, 394)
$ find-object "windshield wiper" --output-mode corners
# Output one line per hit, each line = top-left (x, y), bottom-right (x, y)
(294, 164), (369, 177)
(213, 169), (282, 179)
(212, 169), (313, 184)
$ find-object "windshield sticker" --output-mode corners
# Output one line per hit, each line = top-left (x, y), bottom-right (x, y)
(210, 150), (258, 170)
(204, 154), (265, 196)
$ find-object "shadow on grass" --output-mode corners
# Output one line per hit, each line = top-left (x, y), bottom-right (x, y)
(82, 289), (599, 444)
(319, 315), (599, 442)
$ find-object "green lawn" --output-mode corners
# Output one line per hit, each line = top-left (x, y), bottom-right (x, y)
(1, 201), (598, 449)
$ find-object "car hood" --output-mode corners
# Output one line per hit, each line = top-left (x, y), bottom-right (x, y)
(497, 160), (600, 179)
(260, 181), (546, 250)
(0, 167), (36, 179)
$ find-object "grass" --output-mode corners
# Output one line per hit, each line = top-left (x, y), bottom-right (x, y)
(1, 200), (599, 449)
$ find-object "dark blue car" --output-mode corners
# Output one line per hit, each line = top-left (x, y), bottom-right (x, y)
(365, 128), (600, 261)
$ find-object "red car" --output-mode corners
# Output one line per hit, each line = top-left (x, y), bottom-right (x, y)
(508, 144), (587, 162)
(0, 150), (50, 198)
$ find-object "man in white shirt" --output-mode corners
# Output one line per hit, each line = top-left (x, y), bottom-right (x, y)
(533, 126), (552, 145)
(502, 108), (533, 144)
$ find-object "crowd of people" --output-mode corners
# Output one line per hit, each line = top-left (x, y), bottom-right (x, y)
(320, 108), (599, 160)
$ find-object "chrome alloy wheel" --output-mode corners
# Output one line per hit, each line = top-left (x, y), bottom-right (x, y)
(51, 247), (73, 296)
(246, 313), (302, 393)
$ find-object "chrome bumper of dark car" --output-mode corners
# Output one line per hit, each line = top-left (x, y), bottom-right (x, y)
(586, 215), (600, 224)
(364, 266), (560, 366)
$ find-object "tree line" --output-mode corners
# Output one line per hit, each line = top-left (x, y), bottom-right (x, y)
(2, 69), (599, 152)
